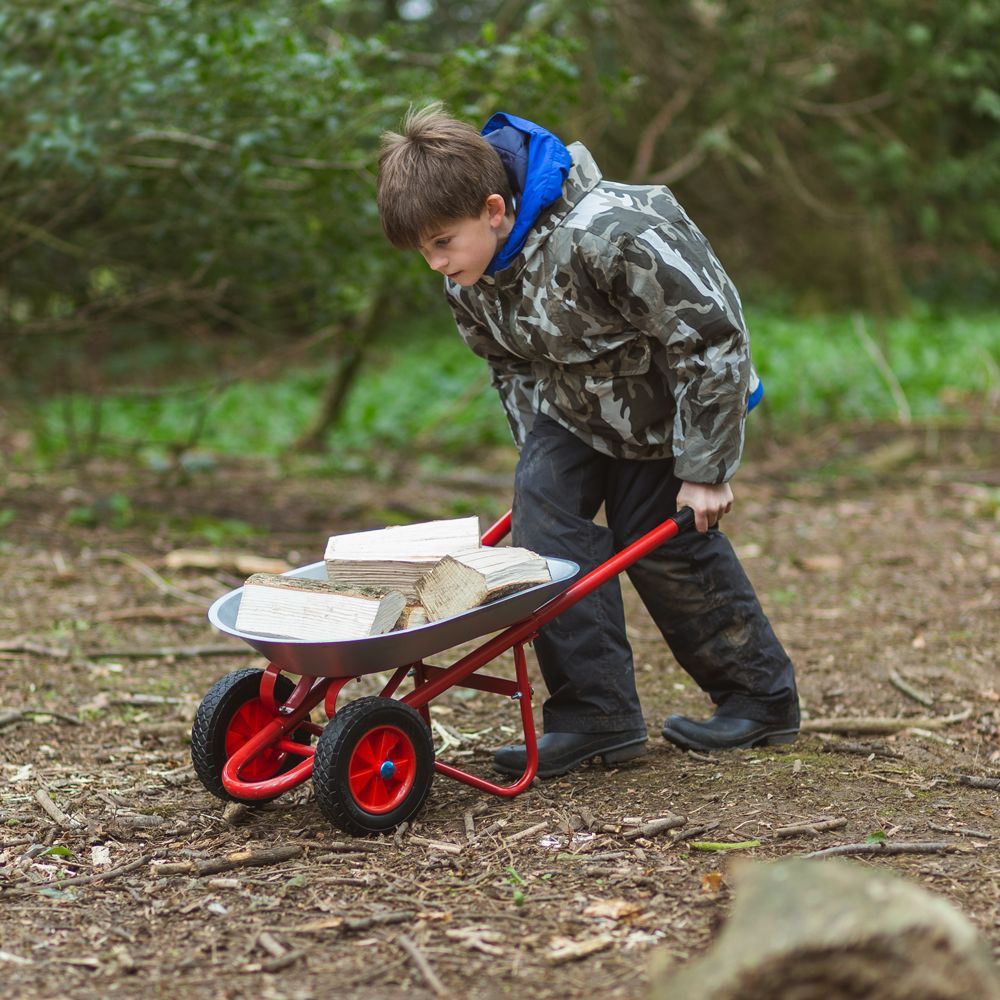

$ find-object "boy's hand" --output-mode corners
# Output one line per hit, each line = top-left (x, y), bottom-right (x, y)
(677, 481), (734, 533)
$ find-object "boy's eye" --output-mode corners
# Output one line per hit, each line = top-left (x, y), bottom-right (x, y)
(436, 238), (451, 247)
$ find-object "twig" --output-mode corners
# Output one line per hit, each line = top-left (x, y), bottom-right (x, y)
(408, 835), (463, 855)
(887, 669), (934, 707)
(257, 931), (286, 959)
(260, 951), (305, 973)
(957, 774), (1000, 791)
(852, 314), (911, 426)
(801, 841), (964, 860)
(0, 837), (33, 850)
(150, 845), (302, 877)
(801, 708), (971, 734)
(671, 821), (721, 842)
(690, 840), (761, 852)
(87, 644), (247, 660)
(98, 549), (209, 604)
(397, 935), (449, 997)
(623, 814), (686, 840)
(0, 710), (22, 729)
(10, 855), (155, 893)
(344, 911), (415, 933)
(774, 817), (847, 839)
(0, 639), (70, 660)
(0, 707), (82, 730)
(928, 822), (993, 840)
(505, 821), (548, 845)
(34, 789), (83, 829)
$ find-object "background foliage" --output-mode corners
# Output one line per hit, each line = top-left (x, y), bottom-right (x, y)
(1, 0), (997, 465)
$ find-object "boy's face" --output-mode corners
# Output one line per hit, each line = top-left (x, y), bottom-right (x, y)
(418, 195), (512, 286)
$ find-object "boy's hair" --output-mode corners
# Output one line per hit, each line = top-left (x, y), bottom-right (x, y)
(377, 102), (513, 250)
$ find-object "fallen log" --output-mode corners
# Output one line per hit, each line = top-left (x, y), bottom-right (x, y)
(651, 858), (1000, 1000)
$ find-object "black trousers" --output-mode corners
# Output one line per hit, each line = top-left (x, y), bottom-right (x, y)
(511, 414), (799, 735)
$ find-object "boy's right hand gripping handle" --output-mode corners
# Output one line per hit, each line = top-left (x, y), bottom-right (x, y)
(672, 506), (696, 533)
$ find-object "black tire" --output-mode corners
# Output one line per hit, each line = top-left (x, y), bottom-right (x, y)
(313, 697), (434, 836)
(191, 668), (311, 802)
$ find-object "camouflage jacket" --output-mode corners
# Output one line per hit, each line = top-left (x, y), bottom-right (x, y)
(445, 142), (759, 484)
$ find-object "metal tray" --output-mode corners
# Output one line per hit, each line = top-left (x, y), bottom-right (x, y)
(207, 557), (579, 678)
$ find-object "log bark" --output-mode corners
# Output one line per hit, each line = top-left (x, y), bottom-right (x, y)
(651, 858), (1000, 1000)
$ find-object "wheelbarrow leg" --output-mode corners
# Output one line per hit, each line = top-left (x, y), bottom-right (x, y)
(433, 642), (539, 796)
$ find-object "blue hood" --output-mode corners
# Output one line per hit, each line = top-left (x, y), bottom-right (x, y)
(482, 112), (572, 276)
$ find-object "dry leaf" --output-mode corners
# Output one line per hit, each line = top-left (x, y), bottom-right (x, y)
(700, 871), (724, 894)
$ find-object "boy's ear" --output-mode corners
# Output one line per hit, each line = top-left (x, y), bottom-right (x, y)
(485, 193), (508, 227)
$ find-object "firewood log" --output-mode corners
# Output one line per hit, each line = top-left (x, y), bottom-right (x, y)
(235, 574), (406, 641)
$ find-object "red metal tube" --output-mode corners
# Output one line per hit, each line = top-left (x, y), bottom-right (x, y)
(221, 678), (330, 800)
(403, 511), (687, 712)
(481, 510), (512, 547)
(432, 642), (538, 796)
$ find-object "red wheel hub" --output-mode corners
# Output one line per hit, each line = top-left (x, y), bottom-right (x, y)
(224, 699), (287, 781)
(347, 725), (416, 814)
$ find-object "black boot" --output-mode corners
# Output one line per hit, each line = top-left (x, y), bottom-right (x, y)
(493, 730), (647, 779)
(662, 714), (798, 751)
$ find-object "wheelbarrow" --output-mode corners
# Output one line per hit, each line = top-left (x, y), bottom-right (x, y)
(192, 506), (694, 835)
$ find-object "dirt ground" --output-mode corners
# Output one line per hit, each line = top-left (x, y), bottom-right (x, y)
(1, 426), (997, 999)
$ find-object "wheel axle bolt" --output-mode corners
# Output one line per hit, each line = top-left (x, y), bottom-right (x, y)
(379, 760), (396, 780)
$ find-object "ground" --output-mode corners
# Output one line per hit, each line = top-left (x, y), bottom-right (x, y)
(1, 426), (997, 999)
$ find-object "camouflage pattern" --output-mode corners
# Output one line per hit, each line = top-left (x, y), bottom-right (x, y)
(445, 142), (761, 484)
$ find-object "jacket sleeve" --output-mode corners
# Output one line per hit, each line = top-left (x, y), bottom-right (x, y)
(445, 284), (536, 449)
(599, 227), (752, 484)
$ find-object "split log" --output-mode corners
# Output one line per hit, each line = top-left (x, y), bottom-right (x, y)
(325, 516), (481, 598)
(417, 547), (550, 621)
(236, 574), (405, 641)
(650, 858), (1000, 1000)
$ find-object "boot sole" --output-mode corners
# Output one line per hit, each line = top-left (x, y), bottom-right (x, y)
(493, 739), (648, 779)
(661, 727), (799, 752)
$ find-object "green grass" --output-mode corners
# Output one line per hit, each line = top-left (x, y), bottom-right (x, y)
(23, 304), (1000, 469)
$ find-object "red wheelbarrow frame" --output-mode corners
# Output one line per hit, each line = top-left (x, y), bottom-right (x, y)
(220, 507), (694, 802)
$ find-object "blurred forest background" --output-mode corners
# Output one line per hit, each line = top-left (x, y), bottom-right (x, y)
(1, 0), (997, 475)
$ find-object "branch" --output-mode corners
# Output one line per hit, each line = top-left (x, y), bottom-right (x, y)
(793, 91), (895, 118)
(801, 841), (965, 859)
(800, 708), (971, 735)
(629, 86), (695, 182)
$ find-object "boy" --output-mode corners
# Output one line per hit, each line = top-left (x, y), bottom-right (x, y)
(377, 104), (799, 777)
